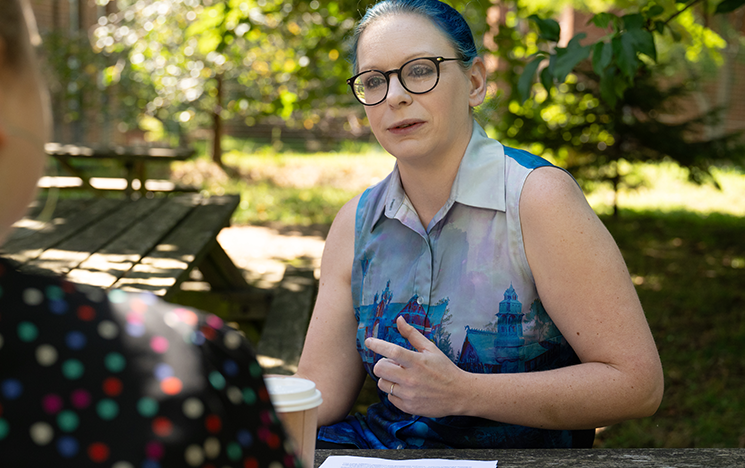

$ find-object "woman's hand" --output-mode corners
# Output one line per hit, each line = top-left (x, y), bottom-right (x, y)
(365, 316), (469, 418)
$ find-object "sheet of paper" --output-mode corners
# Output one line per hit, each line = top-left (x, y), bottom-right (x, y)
(318, 455), (497, 468)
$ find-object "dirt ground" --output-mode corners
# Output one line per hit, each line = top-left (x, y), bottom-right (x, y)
(217, 223), (329, 289)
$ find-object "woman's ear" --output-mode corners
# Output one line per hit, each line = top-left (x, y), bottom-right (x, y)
(467, 56), (487, 108)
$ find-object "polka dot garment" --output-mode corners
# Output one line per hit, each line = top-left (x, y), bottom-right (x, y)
(0, 258), (300, 468)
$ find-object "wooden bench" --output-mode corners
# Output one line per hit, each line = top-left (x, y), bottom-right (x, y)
(256, 266), (317, 374)
(43, 143), (196, 196)
(1, 194), (259, 305)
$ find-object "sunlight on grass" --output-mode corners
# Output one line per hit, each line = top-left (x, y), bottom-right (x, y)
(587, 162), (745, 217)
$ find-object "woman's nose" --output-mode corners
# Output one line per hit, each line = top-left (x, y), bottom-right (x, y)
(386, 74), (412, 106)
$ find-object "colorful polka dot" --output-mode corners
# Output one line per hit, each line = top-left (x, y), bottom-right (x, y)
(36, 344), (58, 366)
(108, 289), (127, 304)
(77, 304), (95, 321)
(184, 444), (205, 466)
(205, 414), (222, 433)
(226, 441), (242, 461)
(190, 331), (205, 346)
(45, 285), (64, 301)
(61, 359), (84, 380)
(200, 326), (217, 341)
(224, 331), (242, 349)
(208, 371), (226, 390)
(249, 362), (263, 378)
(30, 421), (54, 445)
(145, 440), (165, 460)
(227, 386), (243, 405)
(111, 461), (135, 468)
(23, 288), (44, 306)
(1, 379), (23, 399)
(57, 410), (79, 432)
(126, 322), (146, 337)
(49, 299), (69, 315)
(102, 377), (123, 397)
(97, 320), (119, 339)
(236, 429), (253, 447)
(150, 336), (169, 353)
(203, 437), (220, 459)
(153, 363), (173, 381)
(182, 397), (204, 419)
(0, 419), (9, 440)
(242, 388), (257, 405)
(96, 399), (119, 420)
(152, 417), (173, 437)
(160, 377), (182, 395)
(222, 359), (239, 376)
(42, 393), (64, 414)
(65, 330), (87, 350)
(137, 397), (159, 417)
(244, 457), (259, 468)
(70, 389), (92, 409)
(104, 352), (126, 373)
(87, 442), (110, 462)
(57, 435), (79, 457)
(17, 321), (38, 342)
(206, 314), (223, 329)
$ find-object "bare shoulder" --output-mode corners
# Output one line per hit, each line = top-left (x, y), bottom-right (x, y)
(319, 193), (362, 280)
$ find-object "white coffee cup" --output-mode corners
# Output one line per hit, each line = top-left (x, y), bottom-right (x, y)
(264, 377), (323, 468)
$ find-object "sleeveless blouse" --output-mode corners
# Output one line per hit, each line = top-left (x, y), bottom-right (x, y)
(317, 122), (591, 449)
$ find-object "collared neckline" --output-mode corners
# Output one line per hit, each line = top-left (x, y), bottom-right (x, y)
(370, 121), (506, 233)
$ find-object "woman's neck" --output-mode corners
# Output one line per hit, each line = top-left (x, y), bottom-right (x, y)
(396, 124), (473, 228)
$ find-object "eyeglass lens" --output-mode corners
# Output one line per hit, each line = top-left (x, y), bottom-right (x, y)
(352, 58), (439, 105)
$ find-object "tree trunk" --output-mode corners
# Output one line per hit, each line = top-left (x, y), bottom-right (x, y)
(212, 73), (223, 166)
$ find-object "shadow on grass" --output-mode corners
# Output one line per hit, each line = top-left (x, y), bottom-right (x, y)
(595, 208), (745, 448)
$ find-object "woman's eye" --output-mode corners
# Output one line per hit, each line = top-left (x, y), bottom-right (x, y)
(407, 64), (435, 78)
(365, 75), (386, 89)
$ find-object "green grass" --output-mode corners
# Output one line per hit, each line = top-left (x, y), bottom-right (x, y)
(179, 139), (745, 448)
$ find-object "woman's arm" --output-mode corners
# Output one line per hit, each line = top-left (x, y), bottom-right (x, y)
(294, 194), (368, 427)
(367, 167), (663, 430)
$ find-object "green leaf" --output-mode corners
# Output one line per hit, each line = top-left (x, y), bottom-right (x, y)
(553, 33), (590, 82)
(592, 41), (613, 75)
(622, 13), (645, 31)
(654, 20), (666, 34)
(613, 34), (639, 80)
(518, 56), (545, 103)
(528, 14), (561, 42)
(589, 12), (616, 30)
(599, 68), (617, 107)
(715, 0), (745, 13)
(646, 5), (665, 18)
(540, 66), (553, 93)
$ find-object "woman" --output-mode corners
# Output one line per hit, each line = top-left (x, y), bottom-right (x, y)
(0, 1), (297, 465)
(294, 0), (664, 449)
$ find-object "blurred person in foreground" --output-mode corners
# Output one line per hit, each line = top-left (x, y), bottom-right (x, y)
(0, 1), (298, 466)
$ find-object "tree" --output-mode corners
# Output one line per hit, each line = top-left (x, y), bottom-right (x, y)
(480, 0), (745, 214)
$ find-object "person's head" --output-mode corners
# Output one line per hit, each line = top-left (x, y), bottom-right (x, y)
(347, 0), (487, 165)
(0, 0), (50, 244)
(349, 0), (478, 75)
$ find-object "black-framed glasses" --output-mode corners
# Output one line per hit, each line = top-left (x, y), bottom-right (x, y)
(347, 56), (461, 106)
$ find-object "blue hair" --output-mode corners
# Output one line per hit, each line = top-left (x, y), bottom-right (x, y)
(349, 0), (479, 73)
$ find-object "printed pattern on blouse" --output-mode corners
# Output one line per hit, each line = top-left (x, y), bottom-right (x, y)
(318, 122), (587, 449)
(0, 258), (299, 468)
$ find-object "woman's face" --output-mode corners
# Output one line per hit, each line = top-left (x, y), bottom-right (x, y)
(0, 48), (50, 244)
(356, 13), (483, 166)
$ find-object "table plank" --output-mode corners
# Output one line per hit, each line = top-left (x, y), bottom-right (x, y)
(0, 198), (123, 265)
(315, 448), (745, 468)
(113, 195), (239, 297)
(64, 195), (200, 288)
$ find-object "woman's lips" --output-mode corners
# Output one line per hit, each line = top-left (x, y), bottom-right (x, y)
(388, 120), (425, 135)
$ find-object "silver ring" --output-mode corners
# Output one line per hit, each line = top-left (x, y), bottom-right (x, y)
(390, 383), (395, 396)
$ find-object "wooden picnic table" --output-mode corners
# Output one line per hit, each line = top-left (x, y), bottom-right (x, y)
(43, 142), (196, 196)
(0, 193), (250, 300)
(315, 448), (745, 468)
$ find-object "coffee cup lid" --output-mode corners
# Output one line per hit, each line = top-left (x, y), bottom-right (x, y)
(264, 377), (323, 412)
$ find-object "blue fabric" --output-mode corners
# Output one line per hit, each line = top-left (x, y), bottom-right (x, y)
(318, 122), (588, 449)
